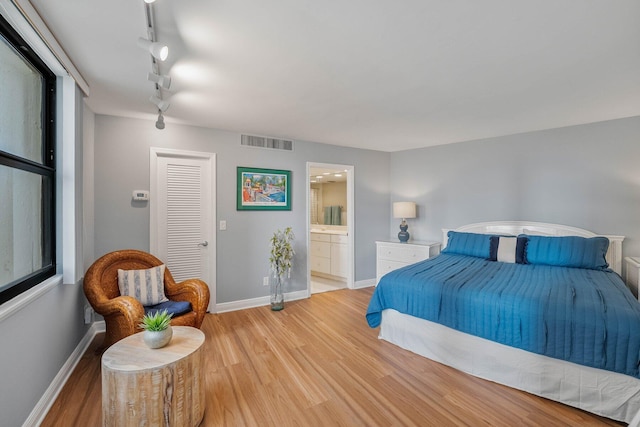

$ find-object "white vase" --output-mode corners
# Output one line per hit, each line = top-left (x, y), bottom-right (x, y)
(143, 326), (173, 349)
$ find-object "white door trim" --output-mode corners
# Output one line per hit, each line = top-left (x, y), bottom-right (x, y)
(150, 147), (217, 311)
(306, 162), (355, 297)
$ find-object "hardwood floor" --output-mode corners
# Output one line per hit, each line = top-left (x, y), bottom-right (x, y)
(42, 287), (622, 426)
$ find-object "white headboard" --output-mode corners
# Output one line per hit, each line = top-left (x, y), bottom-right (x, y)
(441, 221), (624, 275)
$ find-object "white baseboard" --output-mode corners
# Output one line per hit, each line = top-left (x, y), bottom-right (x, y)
(354, 279), (375, 289)
(94, 320), (106, 333)
(215, 284), (372, 313)
(284, 289), (309, 301)
(215, 289), (308, 313)
(23, 321), (105, 427)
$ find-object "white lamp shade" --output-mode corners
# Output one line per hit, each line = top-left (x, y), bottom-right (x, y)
(393, 202), (416, 219)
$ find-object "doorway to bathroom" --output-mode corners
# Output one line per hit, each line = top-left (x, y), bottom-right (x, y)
(306, 162), (354, 296)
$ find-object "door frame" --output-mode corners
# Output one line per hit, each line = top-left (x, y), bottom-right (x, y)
(306, 162), (355, 297)
(150, 147), (217, 311)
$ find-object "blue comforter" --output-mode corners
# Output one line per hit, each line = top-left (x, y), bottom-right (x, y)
(366, 254), (640, 378)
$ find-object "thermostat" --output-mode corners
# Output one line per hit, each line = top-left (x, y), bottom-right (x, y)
(132, 190), (149, 201)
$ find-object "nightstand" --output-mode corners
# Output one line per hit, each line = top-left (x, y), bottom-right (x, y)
(376, 240), (441, 285)
(625, 257), (640, 298)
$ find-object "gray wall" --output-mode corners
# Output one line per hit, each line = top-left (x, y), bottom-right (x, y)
(0, 279), (87, 426)
(94, 115), (390, 303)
(390, 116), (640, 271)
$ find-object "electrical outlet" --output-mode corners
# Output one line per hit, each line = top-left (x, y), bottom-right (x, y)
(220, 220), (227, 230)
(263, 276), (269, 287)
(84, 305), (94, 324)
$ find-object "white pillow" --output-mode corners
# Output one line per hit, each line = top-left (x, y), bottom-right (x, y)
(117, 265), (168, 306)
(496, 237), (517, 263)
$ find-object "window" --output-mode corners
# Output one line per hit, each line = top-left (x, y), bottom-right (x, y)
(0, 14), (56, 304)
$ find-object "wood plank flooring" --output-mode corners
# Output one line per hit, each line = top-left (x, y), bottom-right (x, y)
(41, 287), (623, 426)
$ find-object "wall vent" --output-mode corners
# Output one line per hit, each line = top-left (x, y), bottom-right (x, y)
(241, 134), (293, 151)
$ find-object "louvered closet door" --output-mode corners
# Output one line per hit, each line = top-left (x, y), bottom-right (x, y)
(151, 148), (215, 312)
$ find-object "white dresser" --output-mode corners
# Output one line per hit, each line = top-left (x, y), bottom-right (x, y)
(376, 240), (441, 285)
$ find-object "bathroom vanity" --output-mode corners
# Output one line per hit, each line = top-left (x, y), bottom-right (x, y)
(310, 227), (348, 279)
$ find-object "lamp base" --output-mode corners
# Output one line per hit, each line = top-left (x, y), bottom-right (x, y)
(398, 222), (410, 243)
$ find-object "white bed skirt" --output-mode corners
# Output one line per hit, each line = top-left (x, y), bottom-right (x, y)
(379, 309), (640, 424)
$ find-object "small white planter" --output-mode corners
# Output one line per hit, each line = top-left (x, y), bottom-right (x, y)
(143, 326), (173, 349)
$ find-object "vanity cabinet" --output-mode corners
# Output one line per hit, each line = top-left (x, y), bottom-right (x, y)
(310, 233), (331, 275)
(311, 233), (348, 279)
(330, 234), (348, 277)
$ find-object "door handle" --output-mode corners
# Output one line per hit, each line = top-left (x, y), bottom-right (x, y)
(198, 241), (209, 247)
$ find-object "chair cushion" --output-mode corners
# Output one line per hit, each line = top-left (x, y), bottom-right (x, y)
(117, 265), (168, 305)
(144, 300), (192, 317)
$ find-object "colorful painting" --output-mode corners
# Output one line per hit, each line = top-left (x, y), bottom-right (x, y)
(237, 167), (291, 210)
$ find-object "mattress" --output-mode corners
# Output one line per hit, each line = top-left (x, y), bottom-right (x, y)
(379, 308), (640, 424)
(366, 253), (640, 378)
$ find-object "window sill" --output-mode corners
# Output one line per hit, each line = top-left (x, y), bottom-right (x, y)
(0, 274), (63, 322)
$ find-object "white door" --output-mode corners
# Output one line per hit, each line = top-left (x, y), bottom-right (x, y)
(150, 148), (216, 312)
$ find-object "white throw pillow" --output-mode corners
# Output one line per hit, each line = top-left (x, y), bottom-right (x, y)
(496, 237), (517, 263)
(117, 265), (168, 306)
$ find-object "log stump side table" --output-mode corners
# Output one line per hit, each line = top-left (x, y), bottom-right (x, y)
(101, 326), (205, 427)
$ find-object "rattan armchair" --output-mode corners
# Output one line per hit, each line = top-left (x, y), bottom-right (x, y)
(84, 249), (210, 349)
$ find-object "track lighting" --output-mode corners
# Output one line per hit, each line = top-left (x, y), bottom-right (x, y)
(149, 95), (170, 112)
(141, 0), (173, 130)
(147, 72), (171, 89)
(155, 110), (165, 129)
(137, 37), (168, 61)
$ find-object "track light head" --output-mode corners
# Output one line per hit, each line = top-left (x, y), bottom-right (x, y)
(149, 95), (170, 112)
(147, 72), (171, 89)
(137, 37), (168, 61)
(155, 111), (165, 129)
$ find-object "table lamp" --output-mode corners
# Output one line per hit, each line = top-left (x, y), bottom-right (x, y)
(393, 202), (416, 243)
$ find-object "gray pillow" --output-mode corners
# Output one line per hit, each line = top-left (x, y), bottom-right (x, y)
(117, 265), (168, 305)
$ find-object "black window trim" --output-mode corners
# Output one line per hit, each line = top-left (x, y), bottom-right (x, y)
(0, 13), (57, 305)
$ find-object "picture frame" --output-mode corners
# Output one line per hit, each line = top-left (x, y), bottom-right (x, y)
(237, 167), (292, 210)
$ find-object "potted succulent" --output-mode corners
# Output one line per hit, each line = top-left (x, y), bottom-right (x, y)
(139, 309), (173, 349)
(269, 227), (294, 311)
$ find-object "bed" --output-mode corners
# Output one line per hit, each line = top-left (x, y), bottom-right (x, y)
(366, 221), (640, 424)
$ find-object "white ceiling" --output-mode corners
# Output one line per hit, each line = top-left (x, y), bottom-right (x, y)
(30, 0), (640, 152)
(310, 167), (347, 183)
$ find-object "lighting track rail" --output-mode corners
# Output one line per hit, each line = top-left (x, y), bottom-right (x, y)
(138, 0), (170, 129)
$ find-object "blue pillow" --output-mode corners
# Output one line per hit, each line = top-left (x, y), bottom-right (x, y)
(524, 235), (609, 270)
(144, 300), (192, 317)
(442, 231), (492, 258)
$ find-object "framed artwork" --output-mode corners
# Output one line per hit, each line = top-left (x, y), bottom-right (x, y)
(237, 167), (291, 210)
